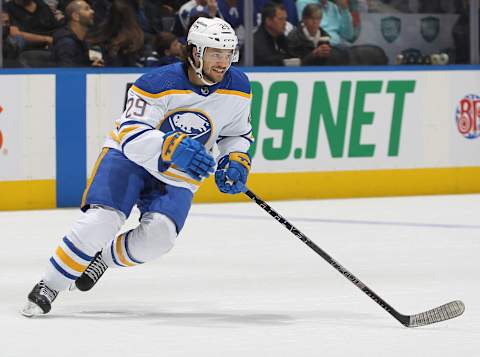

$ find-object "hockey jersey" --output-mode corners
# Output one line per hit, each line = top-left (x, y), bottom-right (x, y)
(104, 62), (253, 192)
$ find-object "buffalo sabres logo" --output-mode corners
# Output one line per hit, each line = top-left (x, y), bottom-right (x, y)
(159, 109), (213, 145)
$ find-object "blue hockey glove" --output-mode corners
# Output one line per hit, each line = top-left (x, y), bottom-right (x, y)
(215, 152), (251, 194)
(160, 131), (215, 181)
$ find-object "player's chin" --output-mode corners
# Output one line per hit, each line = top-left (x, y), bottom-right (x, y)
(207, 70), (225, 82)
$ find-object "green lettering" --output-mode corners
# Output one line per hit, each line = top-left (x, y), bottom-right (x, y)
(248, 81), (263, 158)
(387, 80), (416, 156)
(348, 81), (382, 158)
(263, 81), (298, 160)
(306, 81), (351, 158)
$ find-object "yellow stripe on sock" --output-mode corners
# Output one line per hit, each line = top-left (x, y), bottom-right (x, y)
(56, 246), (87, 273)
(115, 235), (135, 267)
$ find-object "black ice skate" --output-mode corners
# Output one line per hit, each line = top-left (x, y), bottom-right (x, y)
(75, 251), (108, 291)
(21, 280), (59, 317)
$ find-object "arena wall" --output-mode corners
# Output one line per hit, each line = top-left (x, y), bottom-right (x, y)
(0, 66), (479, 210)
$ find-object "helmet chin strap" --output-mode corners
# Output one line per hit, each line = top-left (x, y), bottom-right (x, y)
(188, 56), (217, 86)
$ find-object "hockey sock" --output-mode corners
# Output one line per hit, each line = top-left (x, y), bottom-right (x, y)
(102, 212), (176, 268)
(102, 231), (144, 268)
(42, 236), (94, 291)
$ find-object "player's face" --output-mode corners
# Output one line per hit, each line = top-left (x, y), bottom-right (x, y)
(201, 47), (233, 83)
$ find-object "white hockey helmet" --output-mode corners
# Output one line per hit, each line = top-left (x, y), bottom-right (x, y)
(187, 17), (239, 85)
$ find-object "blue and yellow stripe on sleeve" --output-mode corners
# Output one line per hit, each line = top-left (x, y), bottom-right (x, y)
(110, 120), (154, 150)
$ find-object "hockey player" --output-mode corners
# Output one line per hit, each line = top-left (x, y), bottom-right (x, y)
(22, 17), (253, 317)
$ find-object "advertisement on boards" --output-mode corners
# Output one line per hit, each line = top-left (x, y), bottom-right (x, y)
(86, 70), (480, 175)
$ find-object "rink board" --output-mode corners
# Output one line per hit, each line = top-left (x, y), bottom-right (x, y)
(0, 74), (56, 210)
(0, 66), (479, 210)
(195, 166), (480, 202)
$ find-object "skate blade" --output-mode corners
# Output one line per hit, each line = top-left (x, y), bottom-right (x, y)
(69, 282), (77, 292)
(21, 301), (45, 318)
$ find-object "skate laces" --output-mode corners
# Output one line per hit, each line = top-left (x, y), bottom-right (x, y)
(84, 254), (107, 281)
(38, 280), (58, 303)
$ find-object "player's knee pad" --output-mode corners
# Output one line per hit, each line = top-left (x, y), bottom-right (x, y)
(131, 212), (177, 262)
(68, 205), (125, 255)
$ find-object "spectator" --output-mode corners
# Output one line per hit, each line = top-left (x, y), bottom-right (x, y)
(219, 0), (298, 32)
(218, 0), (242, 29)
(217, 0), (244, 45)
(126, 0), (155, 36)
(4, 0), (62, 49)
(87, 0), (145, 66)
(188, 4), (214, 21)
(251, 0), (298, 27)
(296, 0), (355, 46)
(178, 0), (221, 31)
(254, 3), (294, 66)
(52, 0), (103, 67)
(160, 0), (186, 12)
(288, 4), (349, 65)
(1, 11), (10, 45)
(347, 0), (363, 40)
(1, 11), (23, 66)
(83, 0), (111, 26)
(125, 0), (175, 38)
(144, 1), (177, 34)
(144, 31), (185, 67)
(44, 0), (65, 22)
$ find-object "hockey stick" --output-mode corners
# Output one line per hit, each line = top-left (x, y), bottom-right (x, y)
(243, 188), (465, 327)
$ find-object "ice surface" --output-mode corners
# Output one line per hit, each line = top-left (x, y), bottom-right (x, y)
(1, 194), (479, 356)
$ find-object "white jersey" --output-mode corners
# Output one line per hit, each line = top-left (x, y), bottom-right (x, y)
(104, 62), (253, 192)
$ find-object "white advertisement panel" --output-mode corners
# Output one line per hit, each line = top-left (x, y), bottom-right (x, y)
(85, 70), (480, 175)
(86, 73), (142, 172)
(248, 70), (480, 172)
(0, 75), (56, 181)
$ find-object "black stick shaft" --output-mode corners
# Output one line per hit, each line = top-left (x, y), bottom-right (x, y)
(244, 189), (409, 326)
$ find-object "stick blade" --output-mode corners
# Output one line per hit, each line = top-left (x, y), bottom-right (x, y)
(408, 300), (465, 327)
